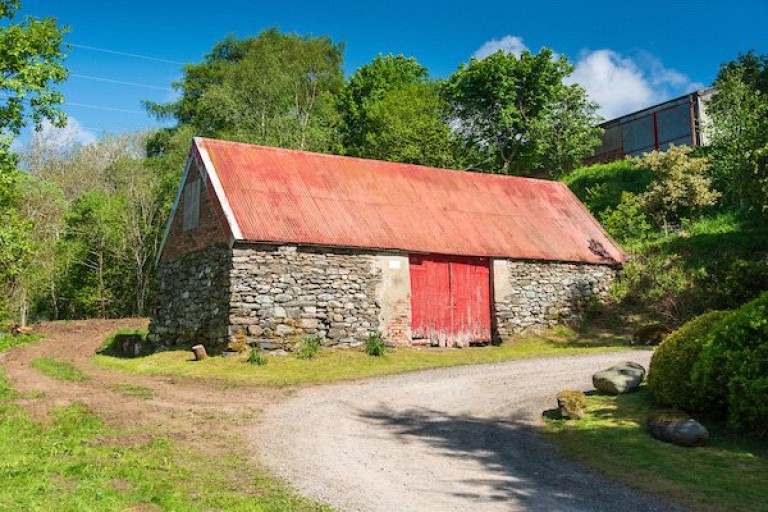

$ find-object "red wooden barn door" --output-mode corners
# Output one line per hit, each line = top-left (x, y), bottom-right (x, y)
(409, 254), (491, 343)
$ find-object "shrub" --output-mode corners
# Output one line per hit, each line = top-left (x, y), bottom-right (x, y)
(247, 346), (267, 366)
(364, 332), (386, 357)
(296, 335), (321, 360)
(692, 292), (768, 434)
(636, 146), (720, 230)
(598, 192), (652, 244)
(648, 310), (731, 412)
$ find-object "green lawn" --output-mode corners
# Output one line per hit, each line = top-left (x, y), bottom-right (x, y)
(0, 335), (328, 511)
(543, 387), (768, 512)
(94, 331), (637, 387)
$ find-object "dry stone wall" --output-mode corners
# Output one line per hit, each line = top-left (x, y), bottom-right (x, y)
(229, 244), (382, 349)
(494, 260), (617, 337)
(148, 243), (231, 346)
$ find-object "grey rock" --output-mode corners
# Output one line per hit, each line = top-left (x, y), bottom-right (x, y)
(592, 361), (646, 394)
(647, 410), (709, 447)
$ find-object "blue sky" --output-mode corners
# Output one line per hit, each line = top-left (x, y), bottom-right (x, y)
(15, 0), (768, 145)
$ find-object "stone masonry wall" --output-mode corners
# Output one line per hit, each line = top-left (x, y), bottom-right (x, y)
(148, 243), (231, 346)
(229, 244), (382, 348)
(494, 259), (617, 337)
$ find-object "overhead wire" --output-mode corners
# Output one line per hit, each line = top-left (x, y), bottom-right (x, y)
(70, 73), (174, 92)
(68, 43), (186, 66)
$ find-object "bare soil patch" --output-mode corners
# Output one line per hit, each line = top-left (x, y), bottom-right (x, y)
(1, 318), (283, 455)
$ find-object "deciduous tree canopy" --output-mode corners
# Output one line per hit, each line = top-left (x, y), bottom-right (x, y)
(442, 48), (602, 175)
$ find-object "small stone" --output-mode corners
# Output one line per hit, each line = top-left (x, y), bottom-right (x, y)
(275, 324), (294, 337)
(556, 390), (587, 419)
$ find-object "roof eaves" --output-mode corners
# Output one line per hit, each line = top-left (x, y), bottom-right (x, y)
(194, 137), (243, 240)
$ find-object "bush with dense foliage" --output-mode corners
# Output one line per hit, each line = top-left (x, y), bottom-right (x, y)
(598, 192), (651, 245)
(636, 146), (720, 230)
(692, 292), (768, 434)
(648, 310), (731, 411)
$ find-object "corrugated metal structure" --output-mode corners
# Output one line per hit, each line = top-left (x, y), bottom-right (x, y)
(195, 137), (624, 266)
(588, 87), (715, 164)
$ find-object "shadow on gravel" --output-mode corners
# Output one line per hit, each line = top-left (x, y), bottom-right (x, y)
(360, 406), (682, 511)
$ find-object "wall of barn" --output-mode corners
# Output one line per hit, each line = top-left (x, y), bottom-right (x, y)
(492, 259), (617, 336)
(229, 244), (411, 349)
(148, 243), (232, 346)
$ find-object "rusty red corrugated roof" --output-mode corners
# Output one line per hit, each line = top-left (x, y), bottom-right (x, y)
(195, 137), (625, 265)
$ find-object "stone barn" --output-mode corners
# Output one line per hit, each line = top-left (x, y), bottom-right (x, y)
(148, 137), (624, 349)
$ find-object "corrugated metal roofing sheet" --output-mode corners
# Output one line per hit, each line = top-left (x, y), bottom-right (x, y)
(197, 138), (625, 265)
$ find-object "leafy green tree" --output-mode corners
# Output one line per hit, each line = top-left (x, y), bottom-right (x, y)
(146, 29), (345, 153)
(707, 51), (768, 217)
(637, 146), (720, 230)
(442, 48), (601, 175)
(340, 54), (462, 167)
(355, 82), (461, 167)
(0, 0), (67, 321)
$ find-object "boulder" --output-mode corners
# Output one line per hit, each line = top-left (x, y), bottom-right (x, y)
(592, 361), (646, 394)
(557, 390), (587, 419)
(647, 409), (709, 447)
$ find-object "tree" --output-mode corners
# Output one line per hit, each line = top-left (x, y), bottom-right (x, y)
(0, 0), (67, 321)
(707, 51), (768, 217)
(637, 146), (720, 230)
(146, 29), (345, 153)
(360, 82), (461, 167)
(442, 48), (601, 175)
(340, 54), (462, 167)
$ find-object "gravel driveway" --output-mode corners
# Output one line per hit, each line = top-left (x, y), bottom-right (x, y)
(252, 350), (683, 512)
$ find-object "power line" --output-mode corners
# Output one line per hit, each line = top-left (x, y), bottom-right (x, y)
(65, 101), (147, 115)
(71, 73), (174, 92)
(69, 43), (186, 66)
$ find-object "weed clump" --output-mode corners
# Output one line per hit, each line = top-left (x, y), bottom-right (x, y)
(247, 346), (267, 366)
(363, 332), (386, 357)
(296, 335), (321, 360)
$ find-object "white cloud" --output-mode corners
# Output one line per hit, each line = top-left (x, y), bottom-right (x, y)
(567, 49), (701, 119)
(35, 116), (97, 151)
(472, 35), (528, 60)
(471, 36), (702, 120)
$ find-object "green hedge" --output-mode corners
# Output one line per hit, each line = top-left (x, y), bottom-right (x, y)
(693, 292), (768, 435)
(648, 310), (731, 411)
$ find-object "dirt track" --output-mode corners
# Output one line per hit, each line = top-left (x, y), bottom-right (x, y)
(0, 319), (279, 455)
(253, 350), (684, 512)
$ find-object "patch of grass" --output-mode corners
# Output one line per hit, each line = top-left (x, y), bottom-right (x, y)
(0, 333), (41, 353)
(31, 358), (88, 382)
(543, 386), (768, 512)
(109, 383), (154, 399)
(94, 331), (638, 387)
(0, 330), (328, 511)
(0, 380), (327, 511)
(561, 159), (653, 214)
